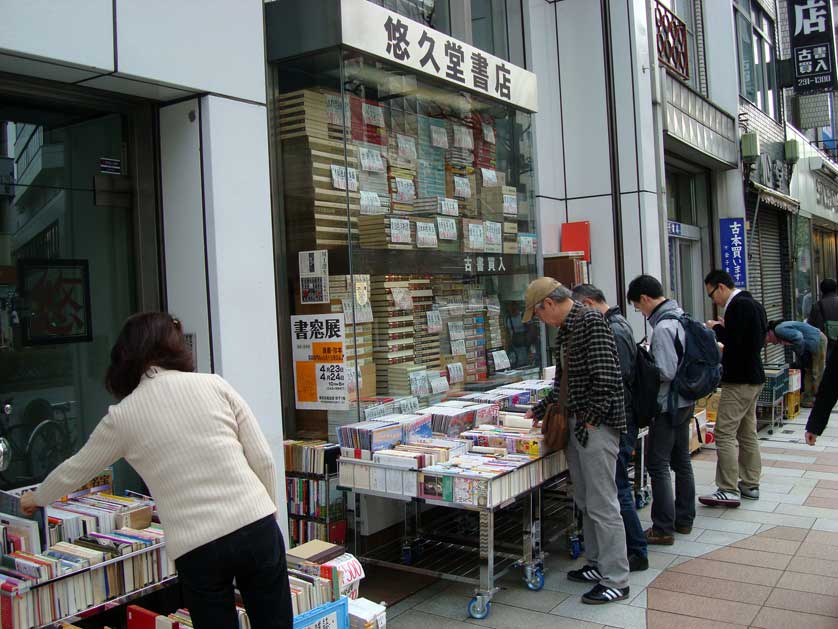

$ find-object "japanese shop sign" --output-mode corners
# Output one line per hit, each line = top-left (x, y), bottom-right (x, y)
(720, 218), (747, 289)
(788, 0), (838, 94)
(340, 0), (538, 112)
(291, 314), (348, 410)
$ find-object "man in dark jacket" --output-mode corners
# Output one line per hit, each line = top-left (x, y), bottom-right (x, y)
(805, 346), (838, 445)
(700, 270), (768, 508)
(808, 278), (838, 357)
(573, 284), (648, 572)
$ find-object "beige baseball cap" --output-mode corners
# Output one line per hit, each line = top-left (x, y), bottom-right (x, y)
(522, 277), (562, 322)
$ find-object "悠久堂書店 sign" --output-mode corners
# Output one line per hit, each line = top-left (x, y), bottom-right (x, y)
(788, 0), (838, 94)
(340, 0), (537, 112)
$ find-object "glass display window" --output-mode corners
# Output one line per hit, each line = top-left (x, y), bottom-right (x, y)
(273, 47), (541, 440)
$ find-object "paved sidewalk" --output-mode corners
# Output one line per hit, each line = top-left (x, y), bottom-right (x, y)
(382, 408), (838, 629)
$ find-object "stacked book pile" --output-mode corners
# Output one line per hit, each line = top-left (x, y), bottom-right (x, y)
(287, 540), (366, 609)
(349, 598), (387, 629)
(503, 220), (519, 253)
(330, 275), (375, 400)
(447, 167), (477, 217)
(484, 220), (503, 254)
(369, 412), (433, 443)
(485, 295), (503, 351)
(462, 218), (485, 253)
(464, 289), (488, 383)
(472, 113), (497, 170)
(504, 379), (555, 402)
(336, 420), (402, 457)
(416, 115), (447, 198)
(410, 277), (440, 373)
(388, 363), (429, 398)
(349, 96), (387, 147)
(371, 275), (416, 392)
(388, 167), (416, 213)
(517, 232), (538, 255)
(358, 215), (414, 250)
(446, 121), (475, 168)
(355, 141), (391, 216)
(126, 605), (250, 629)
(480, 183), (515, 222)
(283, 440), (341, 476)
(458, 426), (545, 457)
(275, 88), (349, 142)
(412, 216), (438, 250)
(280, 135), (361, 250)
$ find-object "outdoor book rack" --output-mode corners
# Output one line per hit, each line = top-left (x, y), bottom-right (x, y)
(339, 451), (570, 619)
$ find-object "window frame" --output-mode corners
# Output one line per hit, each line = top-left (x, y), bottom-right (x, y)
(734, 0), (779, 120)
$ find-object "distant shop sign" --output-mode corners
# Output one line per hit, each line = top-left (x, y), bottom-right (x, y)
(788, 0), (838, 94)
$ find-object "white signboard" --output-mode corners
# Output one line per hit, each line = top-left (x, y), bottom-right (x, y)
(339, 0), (538, 112)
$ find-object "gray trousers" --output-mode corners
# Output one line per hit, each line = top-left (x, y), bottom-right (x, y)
(566, 416), (630, 589)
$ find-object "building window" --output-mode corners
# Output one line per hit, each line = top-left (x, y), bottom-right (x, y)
(734, 0), (778, 119)
(657, 0), (698, 89)
(368, 0), (451, 35)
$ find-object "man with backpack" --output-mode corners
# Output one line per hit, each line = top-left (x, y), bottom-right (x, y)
(702, 270), (768, 507)
(808, 278), (838, 359)
(573, 284), (649, 572)
(627, 275), (708, 545)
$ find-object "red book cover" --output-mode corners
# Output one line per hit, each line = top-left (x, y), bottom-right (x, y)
(560, 221), (591, 262)
(127, 604), (159, 629)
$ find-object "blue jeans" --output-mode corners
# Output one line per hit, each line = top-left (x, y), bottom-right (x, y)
(615, 424), (648, 559)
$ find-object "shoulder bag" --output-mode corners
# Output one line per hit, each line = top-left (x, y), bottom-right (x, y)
(541, 351), (570, 451)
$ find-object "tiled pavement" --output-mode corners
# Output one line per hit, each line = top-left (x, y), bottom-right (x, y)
(379, 408), (838, 629)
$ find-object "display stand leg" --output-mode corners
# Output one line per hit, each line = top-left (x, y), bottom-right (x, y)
(468, 510), (495, 619)
(522, 489), (545, 591)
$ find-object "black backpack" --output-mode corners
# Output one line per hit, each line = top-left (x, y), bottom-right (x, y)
(661, 313), (722, 409)
(632, 342), (661, 428)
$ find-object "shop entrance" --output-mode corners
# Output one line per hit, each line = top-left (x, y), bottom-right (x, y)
(0, 79), (160, 493)
(668, 223), (703, 319)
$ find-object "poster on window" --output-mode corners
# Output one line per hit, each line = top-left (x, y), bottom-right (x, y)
(720, 218), (748, 289)
(788, 0), (838, 94)
(18, 259), (92, 346)
(291, 314), (349, 410)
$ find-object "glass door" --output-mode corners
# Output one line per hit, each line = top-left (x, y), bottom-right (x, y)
(0, 109), (141, 492)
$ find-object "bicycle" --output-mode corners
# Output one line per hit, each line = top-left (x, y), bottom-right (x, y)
(0, 397), (76, 486)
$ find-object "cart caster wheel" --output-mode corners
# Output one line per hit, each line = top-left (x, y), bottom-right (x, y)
(767, 429), (774, 435)
(468, 597), (491, 619)
(525, 569), (545, 591)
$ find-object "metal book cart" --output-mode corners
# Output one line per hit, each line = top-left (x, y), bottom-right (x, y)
(0, 543), (175, 629)
(339, 451), (572, 620)
(757, 364), (788, 435)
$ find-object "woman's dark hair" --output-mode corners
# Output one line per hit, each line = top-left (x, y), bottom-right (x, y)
(105, 312), (194, 399)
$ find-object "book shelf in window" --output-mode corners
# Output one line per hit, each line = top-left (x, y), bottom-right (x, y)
(285, 469), (347, 548)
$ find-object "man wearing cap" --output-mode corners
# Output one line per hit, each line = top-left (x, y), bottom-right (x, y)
(524, 278), (630, 605)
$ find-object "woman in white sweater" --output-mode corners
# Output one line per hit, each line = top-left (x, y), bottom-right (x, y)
(21, 312), (292, 629)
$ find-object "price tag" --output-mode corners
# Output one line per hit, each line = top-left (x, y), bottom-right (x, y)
(341, 298), (373, 324)
(395, 177), (415, 202)
(390, 218), (412, 244)
(503, 193), (518, 216)
(430, 376), (450, 394)
(453, 124), (474, 149)
(391, 286), (414, 310)
(416, 222), (438, 248)
(399, 396), (420, 413)
(436, 217), (458, 240)
(431, 125), (448, 148)
(438, 197), (459, 216)
(447, 362), (465, 383)
(360, 147), (385, 172)
(484, 221), (502, 246)
(482, 123), (496, 144)
(397, 134), (417, 161)
(360, 191), (383, 214)
(448, 321), (465, 340)
(362, 102), (385, 127)
(326, 95), (351, 127)
(409, 370), (430, 397)
(426, 310), (442, 333)
(330, 165), (358, 191)
(468, 222), (485, 249)
(518, 234), (537, 254)
(492, 350), (511, 371)
(453, 175), (471, 198)
(480, 168), (498, 187)
(346, 365), (360, 396)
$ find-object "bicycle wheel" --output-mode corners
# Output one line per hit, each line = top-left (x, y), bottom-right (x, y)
(26, 420), (71, 481)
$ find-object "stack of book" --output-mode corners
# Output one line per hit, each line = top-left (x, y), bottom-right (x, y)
(484, 220), (503, 254)
(458, 426), (545, 457)
(388, 363), (429, 399)
(127, 605), (251, 629)
(464, 291), (488, 383)
(412, 216), (438, 250)
(446, 121), (475, 168)
(462, 218), (485, 253)
(472, 113), (497, 170)
(416, 115), (447, 199)
(355, 141), (391, 216)
(446, 167), (477, 217)
(275, 88), (349, 142)
(485, 295), (503, 352)
(369, 413), (433, 443)
(387, 167), (416, 214)
(349, 598), (387, 629)
(503, 220), (519, 254)
(350, 96), (387, 147)
(410, 277), (440, 373)
(330, 275), (376, 400)
(371, 275), (416, 392)
(283, 440), (341, 476)
(358, 215), (414, 250)
(336, 421), (402, 458)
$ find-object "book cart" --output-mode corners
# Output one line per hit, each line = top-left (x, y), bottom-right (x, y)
(338, 451), (568, 620)
(757, 363), (788, 435)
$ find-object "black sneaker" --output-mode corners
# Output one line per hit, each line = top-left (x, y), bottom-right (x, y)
(567, 564), (603, 583)
(628, 554), (649, 572)
(581, 583), (630, 605)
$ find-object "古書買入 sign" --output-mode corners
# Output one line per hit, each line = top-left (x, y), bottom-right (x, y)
(788, 0), (838, 94)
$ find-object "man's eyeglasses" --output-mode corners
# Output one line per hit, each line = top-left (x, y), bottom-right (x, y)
(707, 285), (719, 299)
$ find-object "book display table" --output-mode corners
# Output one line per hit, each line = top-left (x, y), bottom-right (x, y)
(339, 450), (569, 620)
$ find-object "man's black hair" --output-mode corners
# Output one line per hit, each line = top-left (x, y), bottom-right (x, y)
(571, 284), (607, 304)
(626, 275), (664, 302)
(704, 269), (735, 289)
(821, 278), (837, 295)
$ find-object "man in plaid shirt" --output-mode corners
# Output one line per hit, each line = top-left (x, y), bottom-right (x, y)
(523, 278), (630, 604)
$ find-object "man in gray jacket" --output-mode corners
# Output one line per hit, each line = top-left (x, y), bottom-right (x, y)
(573, 284), (648, 571)
(627, 275), (696, 545)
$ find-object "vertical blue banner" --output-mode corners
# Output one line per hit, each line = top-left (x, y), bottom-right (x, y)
(720, 217), (747, 288)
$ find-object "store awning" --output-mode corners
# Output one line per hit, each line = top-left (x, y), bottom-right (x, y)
(750, 181), (800, 213)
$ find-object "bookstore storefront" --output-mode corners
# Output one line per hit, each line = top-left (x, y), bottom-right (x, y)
(267, 1), (543, 545)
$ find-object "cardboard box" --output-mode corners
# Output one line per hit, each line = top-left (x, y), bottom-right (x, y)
(696, 391), (721, 422)
(689, 409), (708, 454)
